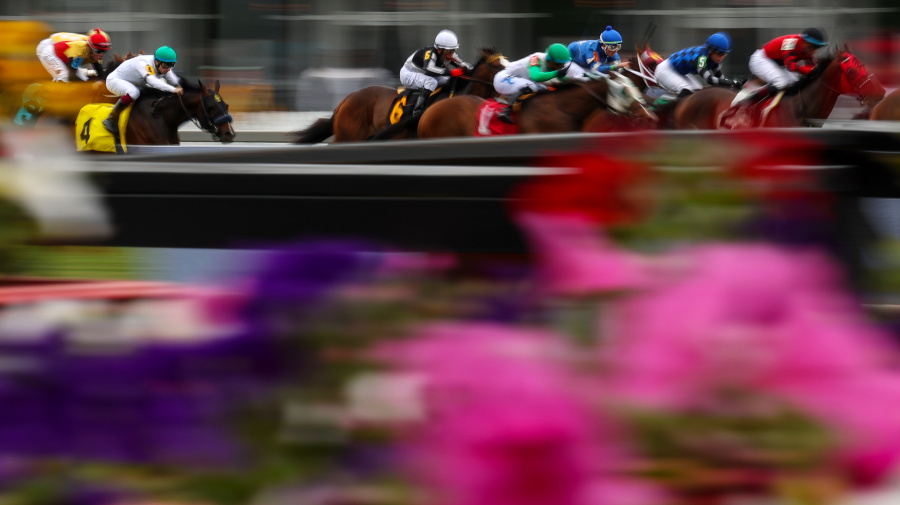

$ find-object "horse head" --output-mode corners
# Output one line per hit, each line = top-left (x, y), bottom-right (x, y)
(466, 47), (509, 98)
(190, 80), (236, 143)
(613, 73), (658, 124)
(834, 45), (885, 108)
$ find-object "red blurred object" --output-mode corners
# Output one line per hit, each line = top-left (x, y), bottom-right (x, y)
(510, 152), (652, 225)
(846, 31), (900, 87)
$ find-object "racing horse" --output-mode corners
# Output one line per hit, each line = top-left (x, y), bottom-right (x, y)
(119, 79), (235, 144)
(417, 76), (657, 138)
(678, 46), (885, 129)
(870, 88), (900, 120)
(292, 47), (507, 143)
(78, 79), (235, 149)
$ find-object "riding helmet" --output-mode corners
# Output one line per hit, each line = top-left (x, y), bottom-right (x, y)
(154, 46), (177, 63)
(801, 27), (828, 47)
(87, 29), (111, 52)
(434, 30), (459, 50)
(600, 26), (623, 46)
(705, 32), (733, 53)
(546, 43), (572, 63)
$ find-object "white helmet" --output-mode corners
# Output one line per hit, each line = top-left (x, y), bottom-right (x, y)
(434, 30), (459, 50)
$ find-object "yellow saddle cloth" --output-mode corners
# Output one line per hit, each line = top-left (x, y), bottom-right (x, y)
(75, 103), (134, 154)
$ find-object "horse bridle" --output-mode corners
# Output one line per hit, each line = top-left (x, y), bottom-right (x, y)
(817, 56), (875, 105)
(178, 91), (233, 141)
(152, 90), (233, 141)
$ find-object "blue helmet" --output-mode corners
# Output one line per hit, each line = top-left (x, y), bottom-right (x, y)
(600, 26), (623, 46)
(705, 32), (732, 53)
(801, 27), (828, 47)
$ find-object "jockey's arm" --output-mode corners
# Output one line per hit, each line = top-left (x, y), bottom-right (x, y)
(144, 73), (179, 93)
(529, 64), (559, 82)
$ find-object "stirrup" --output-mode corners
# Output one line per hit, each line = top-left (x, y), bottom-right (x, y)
(102, 117), (118, 132)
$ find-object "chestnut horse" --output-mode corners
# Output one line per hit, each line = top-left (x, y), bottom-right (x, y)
(417, 76), (656, 138)
(293, 47), (507, 143)
(677, 46), (885, 129)
(870, 88), (900, 121)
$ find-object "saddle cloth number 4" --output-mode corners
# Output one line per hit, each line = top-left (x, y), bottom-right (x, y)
(75, 103), (127, 153)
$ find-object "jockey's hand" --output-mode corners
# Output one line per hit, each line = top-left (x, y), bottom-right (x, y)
(173, 86), (184, 96)
(460, 61), (473, 71)
(617, 60), (632, 69)
(450, 68), (464, 77)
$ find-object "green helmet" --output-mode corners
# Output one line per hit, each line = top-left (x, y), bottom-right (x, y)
(545, 43), (572, 64)
(154, 46), (177, 63)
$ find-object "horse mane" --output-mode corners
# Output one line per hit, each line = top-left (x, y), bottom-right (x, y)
(473, 46), (501, 65)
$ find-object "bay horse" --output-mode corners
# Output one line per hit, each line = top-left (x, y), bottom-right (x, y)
(292, 47), (507, 144)
(870, 88), (900, 120)
(678, 46), (885, 129)
(106, 79), (235, 145)
(417, 76), (656, 138)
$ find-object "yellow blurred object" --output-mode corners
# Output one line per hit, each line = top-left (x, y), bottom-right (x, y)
(218, 83), (276, 112)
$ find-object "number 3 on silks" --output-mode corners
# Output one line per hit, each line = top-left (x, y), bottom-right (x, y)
(390, 96), (407, 124)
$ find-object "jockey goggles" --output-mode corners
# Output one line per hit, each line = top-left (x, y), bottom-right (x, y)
(603, 43), (622, 52)
(158, 61), (175, 68)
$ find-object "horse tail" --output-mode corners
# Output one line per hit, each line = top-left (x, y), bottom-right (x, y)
(292, 114), (335, 144)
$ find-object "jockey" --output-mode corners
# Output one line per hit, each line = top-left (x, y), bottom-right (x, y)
(493, 43), (595, 124)
(36, 28), (111, 82)
(399, 29), (473, 117)
(102, 46), (183, 133)
(742, 27), (829, 103)
(655, 32), (741, 98)
(568, 26), (631, 74)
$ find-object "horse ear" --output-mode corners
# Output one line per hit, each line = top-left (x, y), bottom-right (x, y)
(215, 80), (221, 93)
(139, 49), (145, 55)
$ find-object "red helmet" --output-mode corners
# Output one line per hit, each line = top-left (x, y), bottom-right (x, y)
(87, 29), (111, 52)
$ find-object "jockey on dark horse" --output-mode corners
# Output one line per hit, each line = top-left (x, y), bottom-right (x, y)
(399, 30), (474, 118)
(103, 46), (183, 133)
(735, 27), (829, 106)
(655, 32), (743, 99)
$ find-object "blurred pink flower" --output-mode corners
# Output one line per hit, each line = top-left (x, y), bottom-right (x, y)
(375, 322), (629, 505)
(515, 212), (652, 297)
(601, 243), (900, 485)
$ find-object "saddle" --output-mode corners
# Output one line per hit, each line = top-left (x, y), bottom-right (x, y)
(718, 88), (784, 129)
(75, 103), (134, 154)
(387, 83), (461, 125)
(474, 99), (520, 137)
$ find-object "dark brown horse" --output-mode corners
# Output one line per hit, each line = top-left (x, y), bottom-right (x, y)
(679, 46), (885, 129)
(870, 88), (900, 120)
(293, 48), (508, 144)
(417, 76), (656, 138)
(100, 79), (235, 145)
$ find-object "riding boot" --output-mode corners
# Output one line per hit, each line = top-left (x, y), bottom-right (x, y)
(497, 88), (530, 124)
(103, 98), (127, 133)
(677, 88), (693, 99)
(410, 93), (427, 117)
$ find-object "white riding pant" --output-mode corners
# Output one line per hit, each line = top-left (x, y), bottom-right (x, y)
(105, 76), (141, 101)
(36, 40), (70, 82)
(748, 49), (799, 89)
(399, 68), (448, 92)
(655, 59), (706, 94)
(493, 71), (548, 96)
